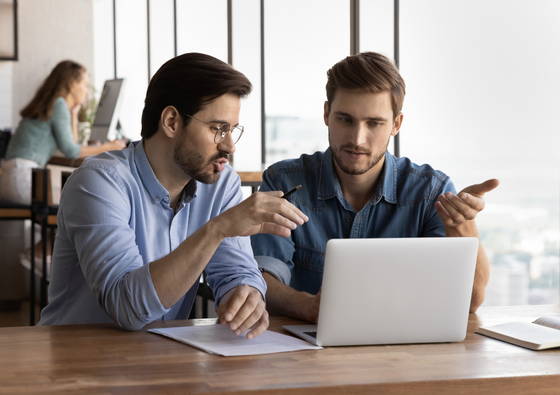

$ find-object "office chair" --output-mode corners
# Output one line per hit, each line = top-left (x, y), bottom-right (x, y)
(0, 184), (33, 319)
(30, 168), (59, 324)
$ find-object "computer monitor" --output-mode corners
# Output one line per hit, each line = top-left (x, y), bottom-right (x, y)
(89, 78), (125, 143)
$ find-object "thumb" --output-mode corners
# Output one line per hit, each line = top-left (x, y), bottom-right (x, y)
(460, 178), (499, 197)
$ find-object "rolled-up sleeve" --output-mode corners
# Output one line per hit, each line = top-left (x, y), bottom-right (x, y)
(62, 166), (169, 330)
(250, 169), (296, 285)
(204, 174), (267, 309)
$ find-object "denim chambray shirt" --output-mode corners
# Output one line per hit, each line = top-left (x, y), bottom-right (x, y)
(250, 148), (455, 295)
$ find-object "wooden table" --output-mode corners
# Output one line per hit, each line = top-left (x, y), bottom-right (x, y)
(0, 305), (558, 394)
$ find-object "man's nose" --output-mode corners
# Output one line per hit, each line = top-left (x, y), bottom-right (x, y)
(217, 131), (236, 154)
(348, 122), (368, 146)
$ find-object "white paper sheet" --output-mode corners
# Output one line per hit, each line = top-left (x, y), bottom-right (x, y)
(148, 324), (322, 356)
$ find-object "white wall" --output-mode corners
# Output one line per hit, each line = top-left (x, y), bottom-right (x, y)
(0, 0), (95, 304)
(10, 0), (95, 127)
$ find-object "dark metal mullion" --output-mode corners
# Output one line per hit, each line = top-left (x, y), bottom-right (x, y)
(173, 0), (177, 56)
(113, 0), (117, 78)
(393, 0), (400, 158)
(147, 0), (151, 82)
(260, 0), (265, 165)
(13, 0), (18, 60)
(227, 0), (232, 65)
(350, 0), (359, 55)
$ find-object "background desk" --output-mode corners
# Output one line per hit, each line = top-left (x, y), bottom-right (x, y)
(48, 156), (263, 194)
(0, 305), (559, 394)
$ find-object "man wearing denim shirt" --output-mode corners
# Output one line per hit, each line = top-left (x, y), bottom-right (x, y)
(251, 52), (498, 323)
(39, 53), (308, 338)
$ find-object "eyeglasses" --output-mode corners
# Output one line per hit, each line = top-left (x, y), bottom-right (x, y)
(185, 114), (244, 145)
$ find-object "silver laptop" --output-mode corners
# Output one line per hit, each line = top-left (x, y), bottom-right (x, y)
(283, 237), (479, 347)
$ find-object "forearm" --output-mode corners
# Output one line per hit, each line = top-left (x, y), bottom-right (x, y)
(262, 272), (314, 320)
(150, 219), (225, 308)
(444, 221), (489, 312)
(72, 114), (79, 143)
(469, 242), (490, 312)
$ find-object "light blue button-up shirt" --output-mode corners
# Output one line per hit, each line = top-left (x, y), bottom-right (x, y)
(39, 140), (266, 330)
(251, 148), (455, 295)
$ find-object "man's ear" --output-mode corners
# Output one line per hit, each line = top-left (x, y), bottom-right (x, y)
(323, 101), (330, 126)
(391, 112), (404, 137)
(159, 106), (181, 139)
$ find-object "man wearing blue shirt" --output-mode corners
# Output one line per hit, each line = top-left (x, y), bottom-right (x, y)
(251, 52), (498, 323)
(39, 53), (308, 339)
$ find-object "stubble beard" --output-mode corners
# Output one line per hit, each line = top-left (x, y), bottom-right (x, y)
(330, 135), (390, 176)
(173, 143), (228, 185)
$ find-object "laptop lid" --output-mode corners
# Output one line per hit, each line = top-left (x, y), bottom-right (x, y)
(284, 237), (479, 347)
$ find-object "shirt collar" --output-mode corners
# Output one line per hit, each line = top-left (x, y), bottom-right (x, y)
(317, 148), (397, 205)
(133, 140), (197, 207)
(317, 148), (338, 201)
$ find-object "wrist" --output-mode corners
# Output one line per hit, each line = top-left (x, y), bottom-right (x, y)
(445, 220), (479, 238)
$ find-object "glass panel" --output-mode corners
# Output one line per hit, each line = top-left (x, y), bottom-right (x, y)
(115, 0), (149, 141)
(176, 0), (227, 62)
(149, 0), (175, 79)
(93, 0), (115, 97)
(400, 0), (560, 305)
(360, 0), (395, 155)
(231, 0), (262, 170)
(360, 0), (394, 58)
(264, 0), (349, 165)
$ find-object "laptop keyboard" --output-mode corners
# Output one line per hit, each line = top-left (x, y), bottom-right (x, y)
(303, 331), (317, 338)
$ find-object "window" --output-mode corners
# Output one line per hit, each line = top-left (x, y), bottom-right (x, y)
(93, 1), (560, 306)
(399, 0), (560, 306)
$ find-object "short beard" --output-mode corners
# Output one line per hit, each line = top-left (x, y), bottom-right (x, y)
(173, 143), (229, 185)
(330, 137), (390, 176)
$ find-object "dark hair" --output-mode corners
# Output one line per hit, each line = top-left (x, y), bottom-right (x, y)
(20, 60), (86, 121)
(326, 52), (406, 119)
(141, 53), (253, 139)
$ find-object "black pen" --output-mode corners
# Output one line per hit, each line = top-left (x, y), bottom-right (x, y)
(282, 185), (302, 199)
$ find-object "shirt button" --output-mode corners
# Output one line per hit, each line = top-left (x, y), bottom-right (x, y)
(164, 196), (170, 202)
(154, 197), (160, 203)
(346, 216), (353, 222)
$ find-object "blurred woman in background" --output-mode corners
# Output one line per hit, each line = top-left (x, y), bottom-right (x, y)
(0, 60), (126, 275)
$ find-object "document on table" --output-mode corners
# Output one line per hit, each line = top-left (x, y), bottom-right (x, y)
(148, 324), (323, 356)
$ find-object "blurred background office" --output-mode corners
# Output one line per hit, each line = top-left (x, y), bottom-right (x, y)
(0, 0), (558, 319)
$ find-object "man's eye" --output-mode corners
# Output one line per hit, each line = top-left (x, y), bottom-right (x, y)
(369, 122), (383, 127)
(338, 117), (350, 123)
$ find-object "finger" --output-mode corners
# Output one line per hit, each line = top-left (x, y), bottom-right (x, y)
(246, 310), (269, 340)
(217, 287), (246, 324)
(259, 222), (293, 238)
(460, 179), (500, 197)
(233, 301), (266, 336)
(271, 200), (308, 226)
(438, 194), (471, 223)
(442, 192), (480, 219)
(435, 201), (454, 226)
(228, 291), (263, 334)
(257, 192), (309, 224)
(221, 286), (252, 328)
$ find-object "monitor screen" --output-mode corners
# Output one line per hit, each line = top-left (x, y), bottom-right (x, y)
(93, 79), (124, 127)
(90, 78), (125, 142)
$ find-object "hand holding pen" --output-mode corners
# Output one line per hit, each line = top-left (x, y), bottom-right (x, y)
(282, 185), (302, 200)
